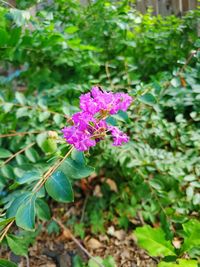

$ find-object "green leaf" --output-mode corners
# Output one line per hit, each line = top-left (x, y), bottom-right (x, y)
(16, 107), (28, 118)
(139, 93), (156, 106)
(39, 111), (50, 122)
(181, 219), (200, 253)
(25, 148), (39, 163)
(16, 171), (41, 184)
(88, 257), (103, 267)
(47, 220), (60, 235)
(45, 171), (74, 203)
(10, 9), (30, 26)
(0, 259), (17, 267)
(158, 259), (198, 267)
(6, 192), (32, 218)
(65, 26), (79, 34)
(0, 29), (9, 46)
(60, 158), (94, 180)
(6, 231), (37, 257)
(36, 198), (51, 221)
(71, 150), (85, 164)
(41, 138), (57, 154)
(0, 217), (15, 227)
(1, 165), (14, 179)
(134, 225), (175, 257)
(15, 194), (36, 231)
(53, 114), (63, 125)
(0, 148), (12, 159)
(15, 92), (26, 105)
(170, 77), (180, 87)
(36, 132), (48, 147)
(6, 235), (28, 256)
(15, 154), (28, 165)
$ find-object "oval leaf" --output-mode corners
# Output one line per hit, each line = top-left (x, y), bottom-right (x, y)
(36, 198), (51, 221)
(16, 171), (41, 185)
(6, 192), (31, 218)
(45, 171), (73, 203)
(60, 158), (94, 180)
(15, 194), (36, 231)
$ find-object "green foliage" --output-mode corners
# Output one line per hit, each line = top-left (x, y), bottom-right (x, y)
(0, 259), (17, 267)
(134, 225), (175, 257)
(0, 0), (199, 265)
(134, 220), (200, 265)
(158, 259), (198, 267)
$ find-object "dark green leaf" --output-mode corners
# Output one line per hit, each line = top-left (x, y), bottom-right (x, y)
(45, 171), (73, 203)
(60, 158), (94, 180)
(139, 93), (157, 106)
(6, 192), (31, 218)
(15, 194), (36, 231)
(16, 171), (41, 184)
(36, 198), (51, 221)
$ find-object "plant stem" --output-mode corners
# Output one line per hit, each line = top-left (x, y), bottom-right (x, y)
(33, 146), (74, 193)
(0, 142), (35, 167)
(52, 216), (105, 267)
(0, 220), (14, 243)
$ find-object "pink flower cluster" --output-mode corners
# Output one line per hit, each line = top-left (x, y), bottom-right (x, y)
(62, 87), (132, 151)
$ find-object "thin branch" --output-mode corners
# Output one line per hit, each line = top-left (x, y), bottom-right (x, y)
(178, 49), (199, 75)
(33, 146), (74, 192)
(0, 0), (15, 8)
(0, 142), (35, 167)
(52, 217), (105, 267)
(124, 61), (131, 90)
(80, 194), (89, 222)
(105, 62), (114, 90)
(0, 130), (44, 138)
(0, 220), (14, 243)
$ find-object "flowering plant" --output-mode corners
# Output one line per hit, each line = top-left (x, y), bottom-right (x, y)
(62, 87), (132, 151)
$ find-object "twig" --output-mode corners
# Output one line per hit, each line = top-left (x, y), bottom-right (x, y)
(25, 255), (30, 267)
(33, 146), (74, 192)
(80, 194), (89, 222)
(0, 220), (14, 243)
(0, 142), (35, 167)
(0, 130), (44, 138)
(52, 217), (105, 267)
(177, 49), (199, 75)
(124, 61), (131, 90)
(105, 62), (114, 90)
(0, 0), (15, 8)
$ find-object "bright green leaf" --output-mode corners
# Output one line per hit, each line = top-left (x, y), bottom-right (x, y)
(0, 259), (17, 267)
(158, 259), (198, 267)
(134, 225), (175, 257)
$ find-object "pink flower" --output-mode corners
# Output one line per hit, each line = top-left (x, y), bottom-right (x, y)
(108, 126), (129, 146)
(62, 87), (132, 151)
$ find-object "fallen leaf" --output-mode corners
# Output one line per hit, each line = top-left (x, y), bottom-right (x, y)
(86, 238), (103, 250)
(93, 185), (103, 197)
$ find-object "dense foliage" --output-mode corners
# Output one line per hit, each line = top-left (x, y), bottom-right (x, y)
(0, 0), (200, 266)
